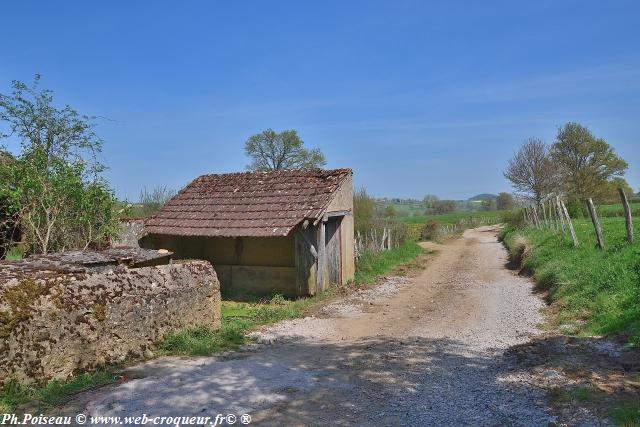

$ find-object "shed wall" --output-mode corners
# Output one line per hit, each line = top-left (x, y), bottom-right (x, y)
(140, 234), (297, 295)
(325, 175), (355, 284)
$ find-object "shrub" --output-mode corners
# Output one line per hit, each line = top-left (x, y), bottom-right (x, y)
(420, 220), (442, 241)
(566, 200), (587, 218)
(501, 209), (526, 228)
(0, 76), (118, 254)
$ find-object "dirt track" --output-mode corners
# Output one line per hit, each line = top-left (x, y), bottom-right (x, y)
(59, 227), (555, 426)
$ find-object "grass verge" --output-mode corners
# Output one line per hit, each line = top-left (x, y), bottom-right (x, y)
(1, 370), (116, 412)
(157, 293), (328, 356)
(611, 402), (640, 427)
(354, 240), (423, 284)
(158, 240), (424, 356)
(500, 216), (640, 346)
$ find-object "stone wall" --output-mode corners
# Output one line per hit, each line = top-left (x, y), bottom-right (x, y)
(113, 219), (145, 248)
(0, 260), (220, 385)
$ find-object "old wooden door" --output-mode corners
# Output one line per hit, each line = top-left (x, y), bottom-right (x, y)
(324, 216), (343, 286)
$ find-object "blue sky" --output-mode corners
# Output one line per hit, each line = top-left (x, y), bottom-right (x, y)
(1, 1), (639, 200)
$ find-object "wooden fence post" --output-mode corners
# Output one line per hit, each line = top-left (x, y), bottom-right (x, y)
(549, 199), (557, 232)
(555, 197), (566, 233)
(532, 205), (541, 229)
(618, 188), (634, 244)
(540, 202), (548, 227)
(560, 200), (579, 247)
(586, 198), (605, 250)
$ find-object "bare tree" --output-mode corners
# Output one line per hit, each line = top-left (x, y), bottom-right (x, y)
(244, 129), (326, 171)
(504, 138), (557, 203)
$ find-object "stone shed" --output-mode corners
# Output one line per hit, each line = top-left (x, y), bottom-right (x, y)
(140, 168), (355, 296)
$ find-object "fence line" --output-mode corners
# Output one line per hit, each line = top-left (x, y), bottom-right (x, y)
(521, 188), (634, 250)
(355, 220), (408, 259)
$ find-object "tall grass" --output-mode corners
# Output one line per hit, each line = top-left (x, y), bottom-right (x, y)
(1, 370), (115, 412)
(138, 185), (176, 217)
(501, 215), (640, 345)
(354, 240), (422, 284)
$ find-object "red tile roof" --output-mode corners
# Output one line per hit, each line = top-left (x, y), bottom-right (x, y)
(143, 168), (352, 237)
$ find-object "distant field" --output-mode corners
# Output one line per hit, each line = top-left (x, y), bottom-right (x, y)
(401, 210), (505, 225)
(597, 202), (640, 217)
(375, 200), (426, 218)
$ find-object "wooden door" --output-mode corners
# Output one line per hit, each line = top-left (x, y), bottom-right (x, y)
(325, 216), (343, 286)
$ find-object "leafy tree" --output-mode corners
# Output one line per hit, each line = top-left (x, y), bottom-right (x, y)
(496, 192), (515, 210)
(0, 150), (19, 258)
(0, 76), (117, 254)
(244, 129), (326, 171)
(433, 200), (457, 214)
(383, 205), (397, 218)
(551, 122), (628, 202)
(504, 138), (558, 203)
(423, 194), (439, 214)
(479, 199), (495, 211)
(353, 187), (376, 234)
(600, 177), (634, 203)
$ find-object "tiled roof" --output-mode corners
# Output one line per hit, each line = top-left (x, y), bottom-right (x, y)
(143, 168), (352, 237)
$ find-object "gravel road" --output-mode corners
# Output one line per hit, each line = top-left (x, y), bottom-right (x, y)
(58, 226), (554, 426)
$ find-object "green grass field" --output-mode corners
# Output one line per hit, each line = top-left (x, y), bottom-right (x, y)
(376, 200), (426, 218)
(502, 213), (640, 345)
(598, 202), (640, 216)
(401, 210), (505, 225)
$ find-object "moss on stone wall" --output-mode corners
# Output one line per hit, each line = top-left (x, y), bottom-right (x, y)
(0, 279), (56, 339)
(92, 304), (107, 322)
(1, 261), (220, 385)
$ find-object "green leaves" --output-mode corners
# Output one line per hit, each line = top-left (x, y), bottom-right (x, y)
(244, 128), (327, 171)
(0, 76), (117, 254)
(552, 122), (629, 202)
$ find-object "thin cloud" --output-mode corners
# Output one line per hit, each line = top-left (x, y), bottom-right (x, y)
(448, 61), (640, 103)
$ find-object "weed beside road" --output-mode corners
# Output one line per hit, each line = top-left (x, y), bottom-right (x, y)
(159, 240), (424, 356)
(0, 370), (115, 413)
(501, 216), (640, 346)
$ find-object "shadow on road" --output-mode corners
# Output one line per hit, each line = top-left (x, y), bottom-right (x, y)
(66, 336), (552, 426)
